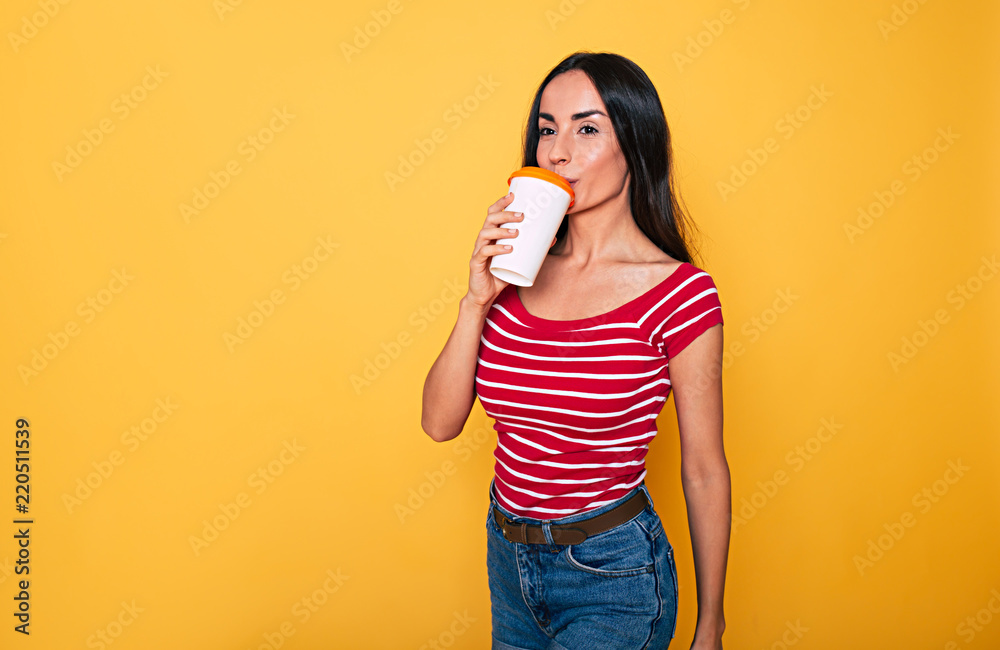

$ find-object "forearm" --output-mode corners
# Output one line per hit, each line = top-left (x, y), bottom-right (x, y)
(421, 294), (491, 442)
(681, 460), (732, 644)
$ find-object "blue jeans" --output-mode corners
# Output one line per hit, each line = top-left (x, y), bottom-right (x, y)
(486, 478), (678, 649)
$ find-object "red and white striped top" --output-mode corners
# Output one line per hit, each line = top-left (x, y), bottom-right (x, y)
(475, 262), (724, 518)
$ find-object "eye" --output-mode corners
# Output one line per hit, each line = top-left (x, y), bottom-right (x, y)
(538, 126), (555, 136)
(580, 124), (599, 135)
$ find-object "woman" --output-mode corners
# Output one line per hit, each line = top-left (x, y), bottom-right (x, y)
(421, 51), (729, 650)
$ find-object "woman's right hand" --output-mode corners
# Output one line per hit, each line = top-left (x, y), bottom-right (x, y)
(466, 192), (524, 310)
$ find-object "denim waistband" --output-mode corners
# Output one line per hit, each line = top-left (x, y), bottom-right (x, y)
(489, 476), (651, 525)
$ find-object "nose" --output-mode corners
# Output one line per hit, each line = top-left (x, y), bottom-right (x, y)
(546, 126), (571, 166)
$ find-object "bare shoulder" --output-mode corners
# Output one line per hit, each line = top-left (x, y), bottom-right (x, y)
(625, 249), (686, 292)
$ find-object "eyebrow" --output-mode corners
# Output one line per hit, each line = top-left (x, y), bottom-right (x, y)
(538, 110), (607, 122)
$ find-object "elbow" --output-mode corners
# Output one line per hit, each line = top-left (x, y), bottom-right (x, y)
(420, 389), (473, 443)
(421, 415), (459, 443)
(680, 455), (731, 487)
(420, 416), (445, 442)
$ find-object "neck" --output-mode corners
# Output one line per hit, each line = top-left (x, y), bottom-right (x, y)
(552, 188), (647, 267)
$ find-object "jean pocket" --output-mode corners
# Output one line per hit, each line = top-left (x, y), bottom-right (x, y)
(634, 503), (664, 540)
(563, 514), (656, 577)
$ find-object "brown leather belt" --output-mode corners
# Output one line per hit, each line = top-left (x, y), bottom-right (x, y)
(492, 487), (649, 545)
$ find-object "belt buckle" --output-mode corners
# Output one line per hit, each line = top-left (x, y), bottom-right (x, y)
(498, 515), (531, 544)
(499, 514), (512, 541)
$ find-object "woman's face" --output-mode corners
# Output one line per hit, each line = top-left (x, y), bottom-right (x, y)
(536, 70), (630, 214)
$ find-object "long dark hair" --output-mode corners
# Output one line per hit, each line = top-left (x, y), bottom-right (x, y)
(521, 51), (702, 266)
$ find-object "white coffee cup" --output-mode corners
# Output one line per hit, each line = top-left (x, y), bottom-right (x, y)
(489, 166), (575, 287)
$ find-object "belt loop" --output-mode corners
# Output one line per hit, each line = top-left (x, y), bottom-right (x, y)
(520, 521), (527, 543)
(542, 521), (555, 547)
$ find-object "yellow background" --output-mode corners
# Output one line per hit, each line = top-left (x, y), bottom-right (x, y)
(2, 0), (998, 647)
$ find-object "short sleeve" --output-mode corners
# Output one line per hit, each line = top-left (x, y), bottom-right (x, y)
(653, 270), (724, 359)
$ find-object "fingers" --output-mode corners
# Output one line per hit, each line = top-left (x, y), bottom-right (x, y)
(467, 192), (521, 307)
(487, 191), (515, 215)
(486, 193), (522, 225)
(477, 243), (513, 260)
(486, 224), (519, 241)
(472, 191), (520, 265)
(476, 199), (523, 253)
(474, 220), (520, 258)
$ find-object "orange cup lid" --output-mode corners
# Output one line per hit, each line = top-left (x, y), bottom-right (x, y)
(507, 166), (575, 208)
